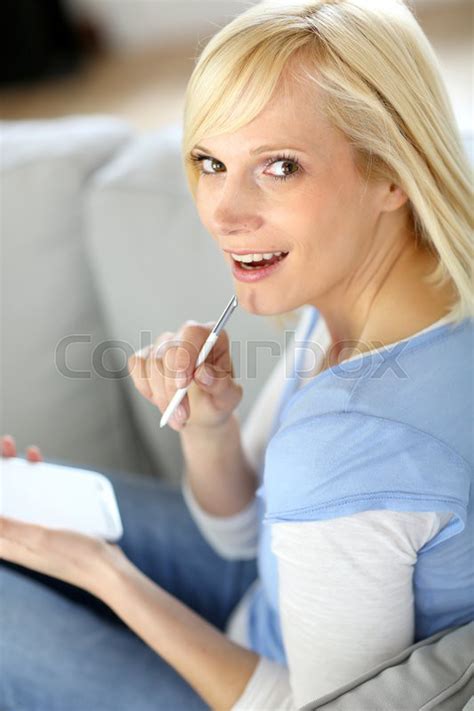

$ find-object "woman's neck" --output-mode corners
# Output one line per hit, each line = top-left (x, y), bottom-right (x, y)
(320, 241), (457, 367)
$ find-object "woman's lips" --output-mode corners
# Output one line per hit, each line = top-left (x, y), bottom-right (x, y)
(231, 252), (289, 283)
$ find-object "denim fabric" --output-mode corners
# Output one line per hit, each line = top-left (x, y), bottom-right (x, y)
(0, 468), (258, 711)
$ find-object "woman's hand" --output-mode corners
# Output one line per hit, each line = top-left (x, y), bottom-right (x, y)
(1, 433), (43, 462)
(128, 321), (243, 432)
(0, 434), (130, 599)
(1, 437), (260, 711)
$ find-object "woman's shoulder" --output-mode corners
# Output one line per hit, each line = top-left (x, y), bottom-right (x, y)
(257, 315), (473, 565)
(261, 407), (471, 541)
(278, 315), (473, 462)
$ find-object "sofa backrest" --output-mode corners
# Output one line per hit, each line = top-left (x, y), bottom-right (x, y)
(0, 116), (154, 476)
(299, 621), (474, 710)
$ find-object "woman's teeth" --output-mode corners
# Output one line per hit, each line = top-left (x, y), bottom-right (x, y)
(232, 251), (289, 269)
(232, 251), (284, 263)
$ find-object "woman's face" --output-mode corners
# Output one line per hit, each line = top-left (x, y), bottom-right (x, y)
(191, 72), (408, 317)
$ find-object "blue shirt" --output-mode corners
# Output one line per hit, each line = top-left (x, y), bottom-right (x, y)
(246, 306), (474, 664)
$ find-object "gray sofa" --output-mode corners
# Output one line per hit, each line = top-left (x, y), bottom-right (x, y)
(1, 116), (472, 709)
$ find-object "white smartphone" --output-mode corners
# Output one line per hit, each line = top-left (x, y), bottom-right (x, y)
(0, 457), (123, 542)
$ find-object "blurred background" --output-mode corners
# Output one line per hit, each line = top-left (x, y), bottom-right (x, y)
(1, 0), (472, 484)
(0, 0), (472, 132)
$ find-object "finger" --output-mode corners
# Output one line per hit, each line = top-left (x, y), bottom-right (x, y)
(201, 323), (235, 377)
(150, 357), (191, 426)
(168, 408), (188, 432)
(149, 324), (208, 417)
(147, 332), (181, 411)
(1, 435), (16, 458)
(26, 446), (43, 463)
(172, 322), (231, 388)
(128, 345), (154, 400)
(194, 364), (243, 410)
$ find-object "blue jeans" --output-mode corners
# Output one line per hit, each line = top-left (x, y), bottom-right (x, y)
(0, 467), (259, 711)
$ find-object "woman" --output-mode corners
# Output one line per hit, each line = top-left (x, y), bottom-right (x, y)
(1, 1), (472, 709)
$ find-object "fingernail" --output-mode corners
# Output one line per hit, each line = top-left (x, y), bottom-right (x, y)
(198, 368), (213, 385)
(135, 345), (152, 359)
(176, 372), (188, 388)
(175, 405), (186, 420)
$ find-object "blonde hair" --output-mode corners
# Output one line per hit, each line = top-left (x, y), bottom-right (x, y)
(182, 0), (473, 327)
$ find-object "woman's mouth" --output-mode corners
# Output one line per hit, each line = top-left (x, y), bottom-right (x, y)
(230, 251), (289, 283)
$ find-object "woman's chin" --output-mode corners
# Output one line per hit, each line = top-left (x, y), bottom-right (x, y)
(233, 289), (297, 317)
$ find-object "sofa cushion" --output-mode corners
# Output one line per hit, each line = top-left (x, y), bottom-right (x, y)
(299, 621), (474, 711)
(0, 115), (150, 476)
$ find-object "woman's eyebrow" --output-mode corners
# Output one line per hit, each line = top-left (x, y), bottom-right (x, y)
(192, 144), (307, 155)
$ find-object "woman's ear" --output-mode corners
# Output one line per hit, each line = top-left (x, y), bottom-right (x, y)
(381, 182), (409, 212)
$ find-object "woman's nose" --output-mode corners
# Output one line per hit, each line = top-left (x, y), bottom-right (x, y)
(210, 174), (264, 235)
(217, 216), (263, 236)
(213, 199), (263, 236)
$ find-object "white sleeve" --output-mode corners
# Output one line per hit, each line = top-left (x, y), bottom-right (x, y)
(229, 509), (453, 710)
(180, 308), (311, 560)
(181, 474), (260, 560)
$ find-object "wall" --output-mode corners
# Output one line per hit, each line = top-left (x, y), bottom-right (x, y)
(66, 0), (472, 133)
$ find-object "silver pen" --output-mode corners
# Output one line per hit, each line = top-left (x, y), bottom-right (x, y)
(159, 295), (239, 428)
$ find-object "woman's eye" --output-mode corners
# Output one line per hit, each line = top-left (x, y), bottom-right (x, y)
(265, 157), (300, 181)
(189, 153), (301, 182)
(202, 157), (225, 174)
(190, 155), (225, 175)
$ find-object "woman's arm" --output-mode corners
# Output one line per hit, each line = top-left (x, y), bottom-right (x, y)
(0, 505), (259, 711)
(96, 508), (449, 711)
(179, 349), (288, 560)
(181, 473), (260, 560)
(180, 306), (311, 560)
(181, 413), (258, 517)
(229, 509), (453, 710)
(100, 555), (260, 711)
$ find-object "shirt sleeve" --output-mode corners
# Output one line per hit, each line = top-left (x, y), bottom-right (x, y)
(181, 474), (260, 560)
(180, 307), (311, 560)
(262, 411), (470, 548)
(230, 508), (453, 710)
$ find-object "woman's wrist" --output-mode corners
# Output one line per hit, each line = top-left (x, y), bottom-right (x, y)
(180, 413), (258, 517)
(91, 542), (137, 603)
(89, 546), (261, 711)
(180, 412), (238, 443)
